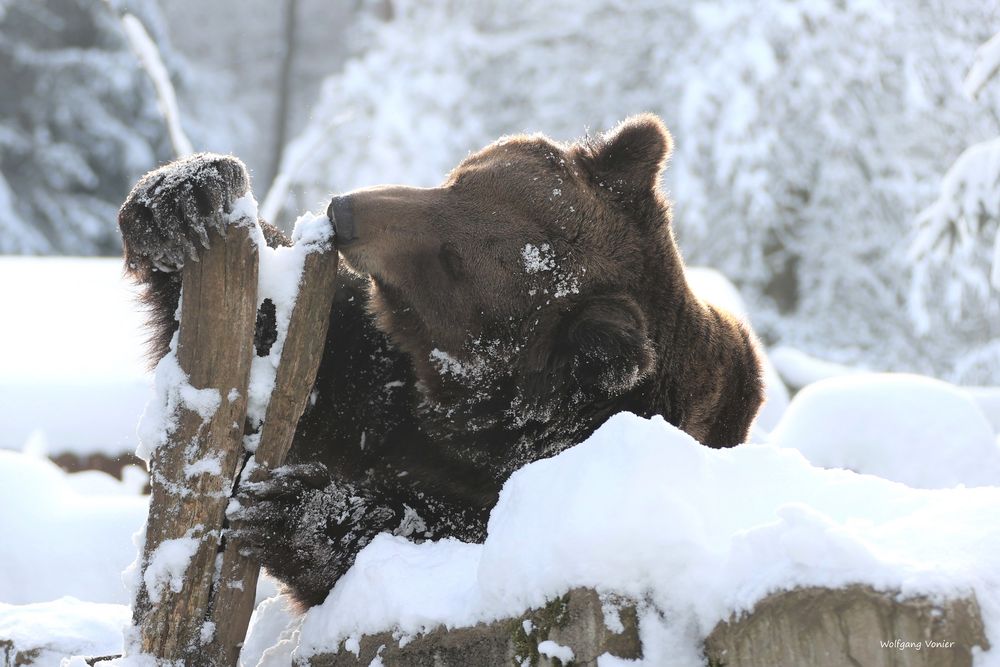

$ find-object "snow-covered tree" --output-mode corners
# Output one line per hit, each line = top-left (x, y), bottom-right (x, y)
(910, 137), (1000, 318)
(908, 29), (1000, 383)
(0, 0), (240, 255)
(0, 0), (168, 253)
(671, 1), (1000, 381)
(276, 0), (694, 204)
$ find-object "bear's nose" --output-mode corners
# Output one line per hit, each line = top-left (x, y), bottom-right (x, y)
(327, 195), (357, 244)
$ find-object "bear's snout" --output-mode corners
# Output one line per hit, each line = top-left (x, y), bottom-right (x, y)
(330, 185), (444, 281)
(327, 195), (357, 244)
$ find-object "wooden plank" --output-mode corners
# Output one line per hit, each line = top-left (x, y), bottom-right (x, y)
(132, 216), (258, 663)
(205, 227), (339, 667)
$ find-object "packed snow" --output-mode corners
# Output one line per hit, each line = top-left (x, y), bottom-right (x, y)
(141, 529), (201, 605)
(136, 350), (221, 462)
(5, 399), (1000, 665)
(537, 639), (574, 663)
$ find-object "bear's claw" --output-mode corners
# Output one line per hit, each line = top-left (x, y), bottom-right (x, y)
(238, 462), (331, 501)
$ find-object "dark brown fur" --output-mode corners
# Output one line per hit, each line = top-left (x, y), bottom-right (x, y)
(118, 115), (764, 607)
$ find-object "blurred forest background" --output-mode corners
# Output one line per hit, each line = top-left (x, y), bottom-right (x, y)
(1, 0), (999, 385)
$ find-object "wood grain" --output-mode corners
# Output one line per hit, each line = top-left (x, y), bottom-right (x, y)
(133, 216), (259, 664)
(205, 232), (339, 667)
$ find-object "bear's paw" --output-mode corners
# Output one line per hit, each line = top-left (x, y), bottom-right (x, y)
(118, 153), (251, 278)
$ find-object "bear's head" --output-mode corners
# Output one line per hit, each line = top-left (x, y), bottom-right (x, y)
(330, 115), (708, 432)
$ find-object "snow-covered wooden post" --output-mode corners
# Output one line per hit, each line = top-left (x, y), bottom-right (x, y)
(129, 198), (338, 665)
(131, 215), (259, 662)
(206, 219), (339, 666)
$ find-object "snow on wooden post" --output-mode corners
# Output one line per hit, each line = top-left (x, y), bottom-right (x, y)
(132, 215), (259, 662)
(205, 217), (339, 666)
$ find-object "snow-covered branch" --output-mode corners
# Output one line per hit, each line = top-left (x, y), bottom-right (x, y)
(911, 138), (1000, 261)
(120, 13), (193, 158)
(963, 30), (1000, 100)
(909, 137), (1000, 332)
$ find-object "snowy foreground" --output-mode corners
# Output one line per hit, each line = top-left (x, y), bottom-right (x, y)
(1, 258), (999, 665)
(259, 411), (1000, 667)
(2, 402), (1000, 665)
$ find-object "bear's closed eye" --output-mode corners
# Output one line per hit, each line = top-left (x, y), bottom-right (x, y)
(439, 242), (465, 280)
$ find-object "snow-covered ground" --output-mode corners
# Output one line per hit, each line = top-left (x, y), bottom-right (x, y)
(0, 451), (147, 606)
(0, 598), (131, 666)
(0, 258), (151, 456)
(1, 258), (998, 666)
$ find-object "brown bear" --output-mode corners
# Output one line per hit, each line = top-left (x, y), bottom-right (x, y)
(118, 114), (764, 608)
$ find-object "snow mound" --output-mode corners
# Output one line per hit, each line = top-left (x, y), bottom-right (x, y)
(288, 413), (1000, 663)
(0, 450), (148, 605)
(770, 373), (1000, 489)
(768, 345), (864, 388)
(0, 258), (150, 455)
(967, 386), (1000, 433)
(0, 598), (128, 667)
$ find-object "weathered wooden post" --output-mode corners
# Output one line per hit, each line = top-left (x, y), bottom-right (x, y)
(130, 197), (338, 665)
(132, 214), (259, 662)
(206, 224), (339, 666)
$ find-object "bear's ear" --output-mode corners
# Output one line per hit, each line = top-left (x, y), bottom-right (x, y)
(518, 294), (655, 406)
(578, 114), (673, 196)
